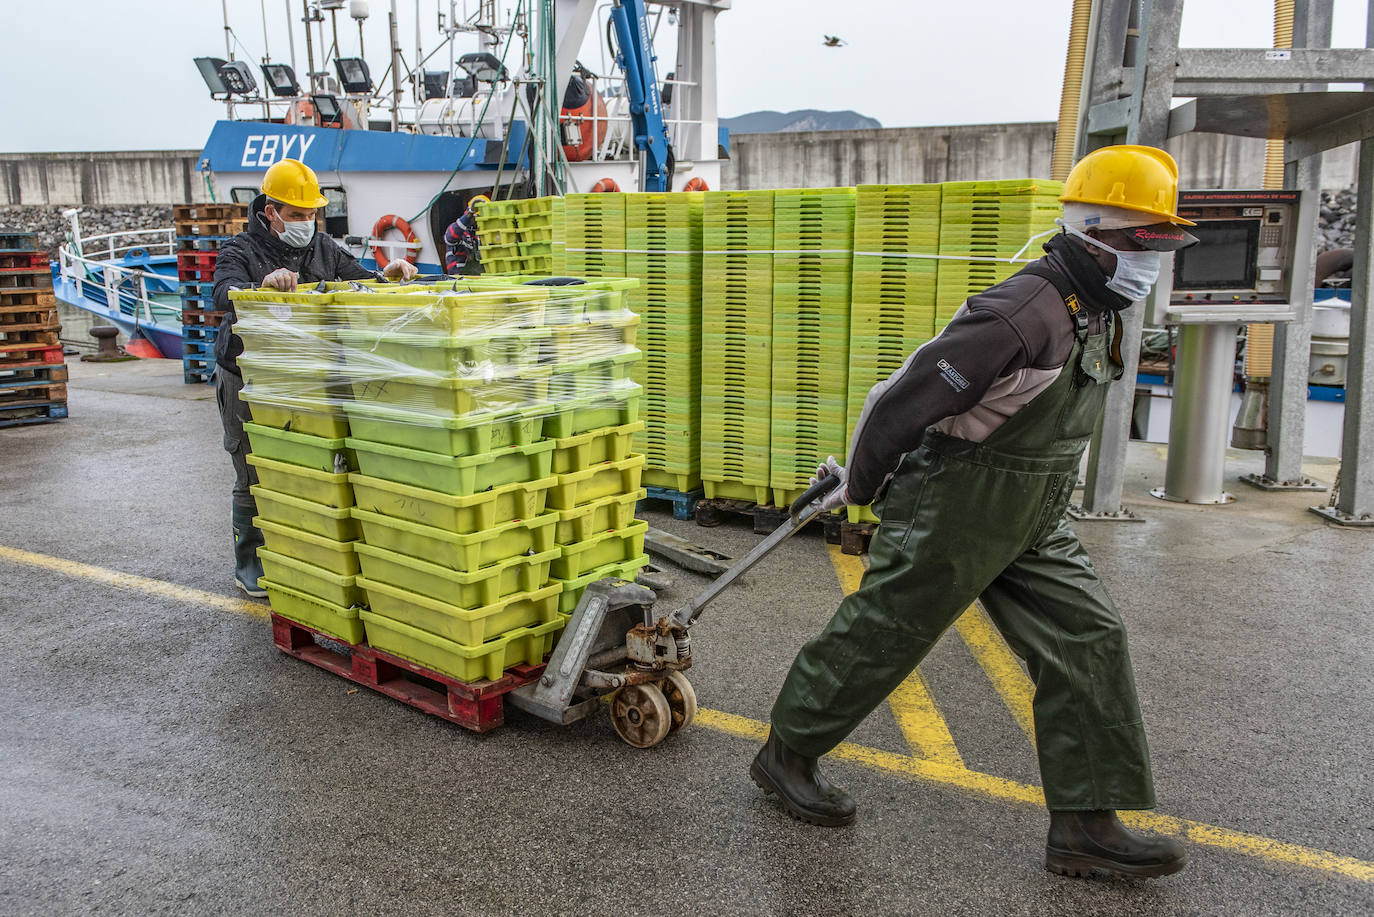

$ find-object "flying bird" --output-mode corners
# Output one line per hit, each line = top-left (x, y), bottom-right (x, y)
(823, 35), (847, 47)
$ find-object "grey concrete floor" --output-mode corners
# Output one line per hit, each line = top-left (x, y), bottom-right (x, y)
(1, 358), (1371, 916)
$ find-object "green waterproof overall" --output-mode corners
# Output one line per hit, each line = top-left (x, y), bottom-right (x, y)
(771, 288), (1156, 811)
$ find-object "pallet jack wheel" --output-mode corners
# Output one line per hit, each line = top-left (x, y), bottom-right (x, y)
(662, 670), (697, 733)
(694, 503), (726, 527)
(609, 683), (673, 748)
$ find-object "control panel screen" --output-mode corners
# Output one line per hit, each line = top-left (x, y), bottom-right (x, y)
(1173, 220), (1257, 291)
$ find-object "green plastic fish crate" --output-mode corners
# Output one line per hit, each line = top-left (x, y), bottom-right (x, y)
(244, 422), (354, 474)
(336, 326), (552, 373)
(351, 506), (558, 573)
(346, 437), (554, 496)
(250, 484), (361, 541)
(240, 388), (350, 439)
(354, 541), (558, 610)
(551, 519), (648, 580)
(254, 516), (359, 575)
(263, 579), (366, 644)
(552, 488), (644, 545)
(545, 454), (646, 510)
(336, 286), (549, 334)
(347, 364), (551, 418)
(245, 454), (355, 508)
(550, 421), (643, 474)
(258, 548), (365, 608)
(349, 472), (555, 534)
(358, 575), (562, 646)
(360, 610), (566, 683)
(542, 384), (642, 438)
(555, 555), (651, 614)
(341, 401), (544, 457)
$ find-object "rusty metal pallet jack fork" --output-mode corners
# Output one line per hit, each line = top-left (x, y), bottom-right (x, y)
(508, 475), (841, 748)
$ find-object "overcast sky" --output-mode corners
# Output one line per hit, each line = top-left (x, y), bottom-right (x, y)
(0, 0), (1367, 153)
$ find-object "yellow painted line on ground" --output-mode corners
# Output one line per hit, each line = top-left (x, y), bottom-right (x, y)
(9, 544), (1374, 884)
(828, 545), (965, 767)
(0, 544), (267, 618)
(953, 604), (1038, 747)
(697, 708), (1374, 883)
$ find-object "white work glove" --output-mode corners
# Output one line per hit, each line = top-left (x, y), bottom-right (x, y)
(261, 268), (299, 291)
(809, 455), (854, 514)
(382, 259), (419, 281)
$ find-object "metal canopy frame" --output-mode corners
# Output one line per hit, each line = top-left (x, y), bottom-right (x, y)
(1071, 0), (1374, 525)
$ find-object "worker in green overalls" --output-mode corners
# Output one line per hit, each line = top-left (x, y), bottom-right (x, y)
(752, 146), (1198, 880)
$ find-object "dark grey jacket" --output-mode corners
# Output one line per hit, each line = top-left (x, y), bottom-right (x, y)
(212, 194), (376, 373)
(845, 233), (1125, 505)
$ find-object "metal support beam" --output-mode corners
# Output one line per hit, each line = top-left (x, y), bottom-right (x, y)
(1078, 0), (1183, 519)
(1175, 48), (1374, 84)
(1313, 138), (1374, 524)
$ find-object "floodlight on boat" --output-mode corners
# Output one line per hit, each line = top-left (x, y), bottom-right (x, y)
(333, 57), (373, 94)
(194, 57), (230, 96)
(261, 63), (300, 98)
(217, 60), (258, 96)
(422, 70), (450, 101)
(311, 93), (344, 126)
(457, 52), (506, 83)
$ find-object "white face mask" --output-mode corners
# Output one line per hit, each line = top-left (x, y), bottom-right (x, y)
(277, 218), (317, 249)
(1061, 223), (1161, 301)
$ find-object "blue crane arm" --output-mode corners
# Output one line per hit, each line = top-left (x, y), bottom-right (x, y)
(609, 0), (672, 192)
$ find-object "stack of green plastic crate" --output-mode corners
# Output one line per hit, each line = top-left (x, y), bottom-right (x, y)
(769, 188), (855, 506)
(845, 183), (943, 524)
(475, 200), (524, 273)
(934, 179), (1063, 331)
(550, 197), (566, 275)
(625, 191), (704, 491)
(513, 197), (555, 273)
(231, 286), (366, 645)
(700, 190), (775, 504)
(330, 281), (633, 682)
(564, 193), (627, 279)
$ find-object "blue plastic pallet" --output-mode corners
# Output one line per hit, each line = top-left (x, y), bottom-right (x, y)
(179, 280), (216, 297)
(638, 485), (704, 521)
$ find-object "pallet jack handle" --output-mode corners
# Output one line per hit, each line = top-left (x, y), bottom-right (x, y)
(670, 474), (841, 629)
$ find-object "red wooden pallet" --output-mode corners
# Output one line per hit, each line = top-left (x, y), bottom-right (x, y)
(177, 251), (219, 272)
(0, 252), (47, 271)
(271, 614), (547, 733)
(181, 308), (228, 327)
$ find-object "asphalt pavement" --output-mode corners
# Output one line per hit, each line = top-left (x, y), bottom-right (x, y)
(0, 358), (1370, 916)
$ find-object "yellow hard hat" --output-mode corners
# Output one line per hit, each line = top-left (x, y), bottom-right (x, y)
(1060, 145), (1195, 227)
(261, 158), (329, 209)
(468, 194), (491, 209)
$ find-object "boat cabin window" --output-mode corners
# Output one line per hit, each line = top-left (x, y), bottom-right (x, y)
(229, 187), (257, 205)
(321, 187), (349, 238)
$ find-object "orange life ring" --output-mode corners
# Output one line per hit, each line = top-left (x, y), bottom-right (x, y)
(682, 177), (709, 192)
(590, 177), (621, 193)
(370, 214), (419, 268)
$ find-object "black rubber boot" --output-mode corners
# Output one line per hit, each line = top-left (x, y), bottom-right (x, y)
(749, 730), (856, 827)
(232, 498), (267, 599)
(1046, 810), (1187, 878)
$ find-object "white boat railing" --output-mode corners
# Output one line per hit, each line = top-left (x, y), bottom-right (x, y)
(58, 226), (180, 328)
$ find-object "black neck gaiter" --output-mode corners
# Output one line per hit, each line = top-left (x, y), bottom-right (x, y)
(1042, 231), (1132, 314)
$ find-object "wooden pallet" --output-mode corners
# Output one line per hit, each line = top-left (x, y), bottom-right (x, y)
(0, 343), (64, 367)
(0, 269), (52, 290)
(173, 203), (248, 222)
(181, 308), (228, 327)
(175, 237), (232, 253)
(0, 252), (47, 271)
(0, 327), (59, 347)
(0, 398), (67, 428)
(0, 381), (66, 405)
(271, 614), (546, 733)
(0, 363), (67, 386)
(175, 219), (246, 238)
(692, 497), (873, 555)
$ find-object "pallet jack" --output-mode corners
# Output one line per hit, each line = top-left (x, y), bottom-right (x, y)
(508, 475), (840, 747)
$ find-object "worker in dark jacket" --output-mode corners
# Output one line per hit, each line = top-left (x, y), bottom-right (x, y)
(752, 146), (1199, 880)
(212, 158), (417, 596)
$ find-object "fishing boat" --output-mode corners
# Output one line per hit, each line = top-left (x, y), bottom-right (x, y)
(53, 0), (728, 352)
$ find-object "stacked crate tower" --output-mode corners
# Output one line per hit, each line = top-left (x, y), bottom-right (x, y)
(475, 198), (555, 275)
(625, 191), (704, 493)
(844, 183), (943, 523)
(700, 190), (775, 504)
(176, 203), (247, 383)
(0, 232), (67, 429)
(233, 278), (648, 683)
(769, 188), (855, 506)
(934, 179), (1063, 331)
